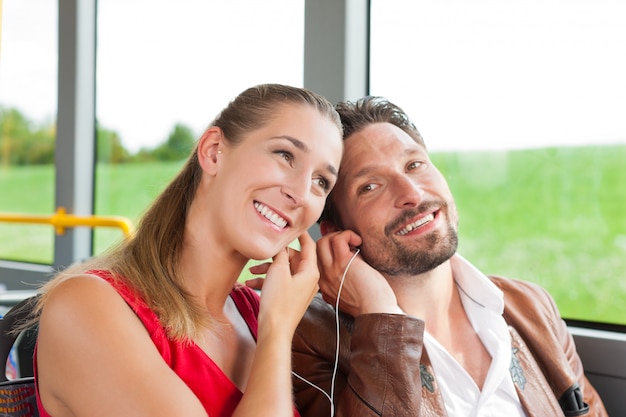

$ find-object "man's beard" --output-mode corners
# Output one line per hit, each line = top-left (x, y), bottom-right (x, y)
(359, 207), (459, 277)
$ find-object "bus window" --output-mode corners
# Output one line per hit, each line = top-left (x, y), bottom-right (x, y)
(0, 0), (58, 265)
(95, 0), (305, 255)
(370, 0), (626, 326)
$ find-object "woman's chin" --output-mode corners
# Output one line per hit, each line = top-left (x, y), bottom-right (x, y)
(243, 231), (302, 260)
(246, 245), (287, 262)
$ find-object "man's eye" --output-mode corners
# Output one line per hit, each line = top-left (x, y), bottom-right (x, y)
(359, 183), (378, 194)
(407, 161), (424, 171)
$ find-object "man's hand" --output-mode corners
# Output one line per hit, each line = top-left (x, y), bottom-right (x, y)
(316, 230), (403, 316)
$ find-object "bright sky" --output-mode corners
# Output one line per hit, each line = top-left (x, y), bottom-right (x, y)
(1, 0), (625, 152)
(369, 0), (626, 151)
(0, 0), (304, 152)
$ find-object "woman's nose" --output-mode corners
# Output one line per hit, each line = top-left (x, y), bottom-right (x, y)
(281, 174), (310, 206)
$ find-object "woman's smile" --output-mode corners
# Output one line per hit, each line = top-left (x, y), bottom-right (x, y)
(254, 201), (290, 229)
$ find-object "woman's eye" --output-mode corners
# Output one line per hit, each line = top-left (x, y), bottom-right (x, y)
(312, 176), (331, 192)
(275, 150), (294, 163)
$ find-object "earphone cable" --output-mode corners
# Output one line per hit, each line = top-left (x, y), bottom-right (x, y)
(330, 248), (359, 409)
(291, 247), (361, 417)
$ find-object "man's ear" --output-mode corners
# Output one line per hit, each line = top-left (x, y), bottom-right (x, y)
(319, 220), (339, 236)
(197, 127), (223, 175)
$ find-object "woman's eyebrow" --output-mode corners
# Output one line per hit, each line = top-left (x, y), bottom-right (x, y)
(273, 135), (338, 176)
(272, 135), (308, 152)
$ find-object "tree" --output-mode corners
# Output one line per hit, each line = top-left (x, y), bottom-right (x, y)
(0, 107), (55, 165)
(152, 123), (196, 161)
(1, 107), (195, 165)
(96, 123), (130, 163)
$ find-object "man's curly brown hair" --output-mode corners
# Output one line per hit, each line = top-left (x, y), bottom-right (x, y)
(318, 96), (426, 228)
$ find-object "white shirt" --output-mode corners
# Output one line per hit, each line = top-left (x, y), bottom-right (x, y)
(422, 254), (528, 417)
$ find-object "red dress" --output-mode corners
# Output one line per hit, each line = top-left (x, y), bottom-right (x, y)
(35, 270), (300, 417)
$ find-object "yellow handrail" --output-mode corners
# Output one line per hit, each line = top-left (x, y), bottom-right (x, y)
(0, 207), (134, 237)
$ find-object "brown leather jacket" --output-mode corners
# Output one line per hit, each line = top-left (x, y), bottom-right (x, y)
(292, 276), (608, 417)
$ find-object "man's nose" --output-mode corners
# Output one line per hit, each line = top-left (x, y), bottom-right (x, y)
(392, 176), (424, 208)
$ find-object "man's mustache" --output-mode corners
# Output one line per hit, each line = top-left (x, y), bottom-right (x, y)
(384, 201), (446, 236)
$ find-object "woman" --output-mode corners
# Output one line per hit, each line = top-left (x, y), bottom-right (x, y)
(32, 84), (344, 417)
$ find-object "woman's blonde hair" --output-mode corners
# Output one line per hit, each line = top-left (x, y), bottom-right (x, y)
(34, 84), (342, 341)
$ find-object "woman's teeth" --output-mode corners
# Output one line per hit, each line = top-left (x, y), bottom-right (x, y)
(254, 202), (288, 228)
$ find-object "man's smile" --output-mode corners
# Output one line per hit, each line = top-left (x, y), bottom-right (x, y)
(396, 212), (435, 236)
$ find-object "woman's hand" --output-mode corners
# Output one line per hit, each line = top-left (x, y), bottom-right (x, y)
(245, 232), (320, 335)
(237, 234), (319, 417)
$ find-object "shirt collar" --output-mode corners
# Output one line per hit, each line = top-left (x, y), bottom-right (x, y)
(449, 253), (504, 314)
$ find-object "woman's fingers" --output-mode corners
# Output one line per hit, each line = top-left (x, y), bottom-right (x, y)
(244, 277), (265, 290)
(248, 262), (271, 275)
(255, 240), (319, 333)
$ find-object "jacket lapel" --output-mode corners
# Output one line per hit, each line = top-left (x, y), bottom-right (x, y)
(509, 326), (565, 417)
(419, 349), (450, 417)
(418, 330), (565, 417)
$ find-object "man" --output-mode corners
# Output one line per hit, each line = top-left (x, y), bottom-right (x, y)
(292, 96), (607, 417)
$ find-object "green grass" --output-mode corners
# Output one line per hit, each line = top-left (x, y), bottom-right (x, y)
(0, 165), (56, 262)
(0, 162), (185, 263)
(1, 145), (625, 325)
(430, 145), (626, 325)
(93, 161), (187, 254)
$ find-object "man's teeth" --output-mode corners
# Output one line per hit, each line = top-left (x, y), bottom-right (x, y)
(397, 213), (434, 236)
(254, 202), (288, 228)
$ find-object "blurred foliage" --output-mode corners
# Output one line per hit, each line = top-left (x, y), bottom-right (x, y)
(0, 106), (197, 166)
(0, 107), (55, 165)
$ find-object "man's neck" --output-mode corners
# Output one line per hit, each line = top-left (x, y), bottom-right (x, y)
(391, 259), (457, 326)
(388, 259), (477, 346)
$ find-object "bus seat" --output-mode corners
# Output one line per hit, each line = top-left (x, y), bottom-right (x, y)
(0, 295), (40, 417)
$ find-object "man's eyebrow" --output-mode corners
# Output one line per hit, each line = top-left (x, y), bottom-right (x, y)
(351, 148), (421, 179)
(274, 135), (338, 176)
(352, 166), (377, 180)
